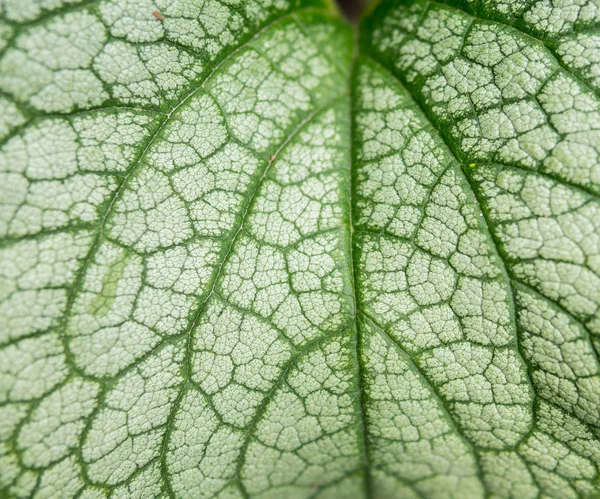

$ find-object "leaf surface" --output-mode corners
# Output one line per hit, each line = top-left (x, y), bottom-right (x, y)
(0, 0), (599, 497)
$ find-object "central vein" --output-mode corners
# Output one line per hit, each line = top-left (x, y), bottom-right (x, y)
(347, 25), (374, 499)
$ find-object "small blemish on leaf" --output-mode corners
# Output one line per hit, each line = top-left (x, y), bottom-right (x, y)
(270, 155), (276, 161)
(469, 163), (476, 168)
(152, 10), (164, 21)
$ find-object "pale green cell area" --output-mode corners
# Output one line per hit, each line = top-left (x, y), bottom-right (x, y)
(67, 240), (185, 377)
(33, 457), (86, 499)
(221, 229), (322, 343)
(479, 450), (539, 499)
(360, 321), (484, 497)
(0, 0), (87, 22)
(368, 469), (424, 499)
(207, 19), (349, 153)
(78, 489), (105, 499)
(167, 389), (244, 498)
(145, 240), (222, 296)
(514, 231), (600, 320)
(0, 231), (92, 342)
(0, 7), (359, 496)
(216, 103), (351, 346)
(512, 426), (600, 497)
(248, 108), (346, 248)
(136, 91), (241, 241)
(477, 0), (600, 38)
(69, 243), (142, 336)
(371, 3), (470, 84)
(134, 274), (203, 333)
(0, 333), (67, 403)
(471, 164), (600, 336)
(314, 474), (365, 499)
(148, 99), (259, 237)
(98, 0), (303, 62)
(93, 41), (206, 107)
(0, 97), (25, 141)
(112, 462), (163, 498)
(366, 3), (600, 496)
(98, 0), (169, 43)
(87, 247), (129, 318)
(537, 74), (600, 190)
(73, 112), (158, 172)
(107, 165), (194, 252)
(167, 95), (356, 494)
(0, 12), (108, 112)
(519, 428), (599, 498)
(369, 3), (600, 193)
(66, 15), (351, 387)
(0, 111), (156, 237)
(171, 340), (359, 499)
(461, 0), (600, 96)
(517, 289), (600, 425)
(158, 0), (244, 57)
(0, 3), (217, 113)
(354, 59), (532, 449)
(557, 33), (600, 92)
(17, 378), (99, 468)
(0, 404), (29, 441)
(0, 461), (37, 499)
(82, 342), (184, 484)
(99, 0), (242, 47)
(244, 0), (304, 26)
(215, 486), (244, 499)
(535, 401), (600, 474)
(172, 143), (261, 237)
(160, 59), (353, 499)
(354, 66), (454, 241)
(241, 338), (360, 497)
(0, 231), (91, 303)
(107, 18), (349, 252)
(192, 299), (293, 425)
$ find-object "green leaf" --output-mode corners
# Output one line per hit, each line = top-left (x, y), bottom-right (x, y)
(0, 0), (599, 497)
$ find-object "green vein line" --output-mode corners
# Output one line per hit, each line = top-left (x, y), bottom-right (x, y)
(348, 26), (374, 499)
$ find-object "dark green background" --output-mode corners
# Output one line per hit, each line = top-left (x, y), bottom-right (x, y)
(337, 0), (369, 19)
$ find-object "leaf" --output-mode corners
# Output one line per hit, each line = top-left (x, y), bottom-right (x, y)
(0, 0), (599, 497)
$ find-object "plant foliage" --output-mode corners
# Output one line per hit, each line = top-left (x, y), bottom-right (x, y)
(1, 0), (599, 497)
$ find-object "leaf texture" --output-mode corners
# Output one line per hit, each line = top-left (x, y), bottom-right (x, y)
(0, 0), (599, 497)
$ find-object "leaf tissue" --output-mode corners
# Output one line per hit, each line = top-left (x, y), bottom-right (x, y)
(0, 0), (599, 497)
